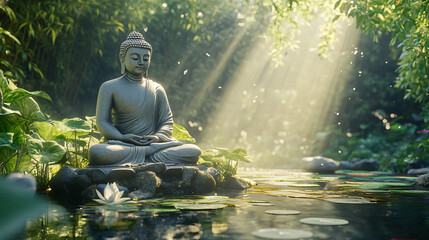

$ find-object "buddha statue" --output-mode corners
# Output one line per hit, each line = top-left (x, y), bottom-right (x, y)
(88, 31), (201, 167)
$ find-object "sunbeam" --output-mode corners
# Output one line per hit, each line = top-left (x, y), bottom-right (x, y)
(201, 19), (361, 168)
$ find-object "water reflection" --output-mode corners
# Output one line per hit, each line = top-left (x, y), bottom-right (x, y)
(20, 169), (429, 239)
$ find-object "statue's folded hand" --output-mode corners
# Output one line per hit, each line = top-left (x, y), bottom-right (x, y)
(142, 135), (160, 143)
(120, 133), (152, 146)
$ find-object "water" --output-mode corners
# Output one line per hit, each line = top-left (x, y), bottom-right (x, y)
(18, 169), (429, 239)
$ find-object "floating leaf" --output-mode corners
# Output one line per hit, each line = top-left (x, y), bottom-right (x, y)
(252, 228), (313, 239)
(141, 208), (180, 213)
(174, 203), (227, 210)
(288, 183), (320, 187)
(300, 217), (349, 226)
(265, 210), (301, 215)
(390, 190), (429, 194)
(324, 198), (371, 204)
(96, 204), (139, 212)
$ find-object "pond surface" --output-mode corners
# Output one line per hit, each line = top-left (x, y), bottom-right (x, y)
(18, 169), (429, 239)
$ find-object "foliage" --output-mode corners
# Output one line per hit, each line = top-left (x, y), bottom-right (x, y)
(333, 0), (429, 117)
(322, 113), (428, 172)
(0, 71), (100, 190)
(253, 0), (341, 64)
(198, 147), (251, 182)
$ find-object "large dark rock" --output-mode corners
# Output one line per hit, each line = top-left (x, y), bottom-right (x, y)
(70, 174), (92, 195)
(135, 171), (161, 193)
(6, 173), (37, 193)
(407, 168), (429, 176)
(191, 170), (216, 194)
(339, 161), (353, 170)
(135, 162), (166, 175)
(302, 156), (339, 173)
(85, 168), (108, 184)
(50, 166), (78, 195)
(221, 176), (249, 190)
(415, 173), (429, 188)
(129, 189), (154, 200)
(352, 159), (379, 171)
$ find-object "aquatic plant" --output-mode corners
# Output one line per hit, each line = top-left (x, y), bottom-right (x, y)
(94, 182), (131, 205)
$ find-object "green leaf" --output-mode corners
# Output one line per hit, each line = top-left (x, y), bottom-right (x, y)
(5, 153), (32, 173)
(33, 121), (65, 141)
(27, 138), (66, 164)
(174, 203), (227, 210)
(332, 15), (340, 23)
(172, 123), (195, 143)
(0, 132), (14, 148)
(3, 88), (52, 103)
(334, 0), (341, 10)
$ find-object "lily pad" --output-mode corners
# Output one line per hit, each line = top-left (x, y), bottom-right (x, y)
(324, 198), (371, 204)
(174, 203), (227, 210)
(141, 208), (180, 213)
(300, 217), (349, 226)
(265, 210), (301, 215)
(252, 228), (313, 239)
(288, 183), (320, 187)
(252, 203), (274, 206)
(96, 204), (139, 212)
(390, 190), (429, 194)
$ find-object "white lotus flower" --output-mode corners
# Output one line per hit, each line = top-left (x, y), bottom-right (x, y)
(93, 182), (131, 205)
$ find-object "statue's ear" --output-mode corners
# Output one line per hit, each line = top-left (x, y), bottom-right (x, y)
(120, 62), (126, 74)
(119, 53), (125, 74)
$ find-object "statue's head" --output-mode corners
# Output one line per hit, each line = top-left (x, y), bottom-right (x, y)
(119, 31), (152, 76)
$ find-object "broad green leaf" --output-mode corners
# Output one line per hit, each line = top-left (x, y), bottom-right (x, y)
(3, 88), (52, 103)
(9, 97), (50, 124)
(33, 121), (66, 141)
(59, 117), (91, 131)
(172, 122), (195, 143)
(5, 153), (32, 173)
(0, 132), (14, 148)
(27, 138), (66, 164)
(0, 178), (49, 240)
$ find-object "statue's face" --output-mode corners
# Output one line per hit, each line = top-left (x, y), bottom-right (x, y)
(124, 47), (151, 76)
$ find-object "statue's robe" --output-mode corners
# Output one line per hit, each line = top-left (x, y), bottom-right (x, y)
(89, 78), (200, 166)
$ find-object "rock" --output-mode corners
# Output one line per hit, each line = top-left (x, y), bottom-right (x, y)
(407, 168), (429, 176)
(108, 168), (136, 182)
(339, 161), (353, 170)
(191, 170), (216, 194)
(221, 176), (249, 190)
(70, 174), (92, 195)
(81, 185), (99, 201)
(415, 173), (429, 188)
(129, 189), (154, 200)
(6, 173), (37, 193)
(135, 171), (161, 194)
(86, 168), (108, 184)
(352, 159), (379, 171)
(302, 156), (339, 174)
(134, 162), (166, 175)
(50, 166), (78, 195)
(163, 166), (184, 179)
